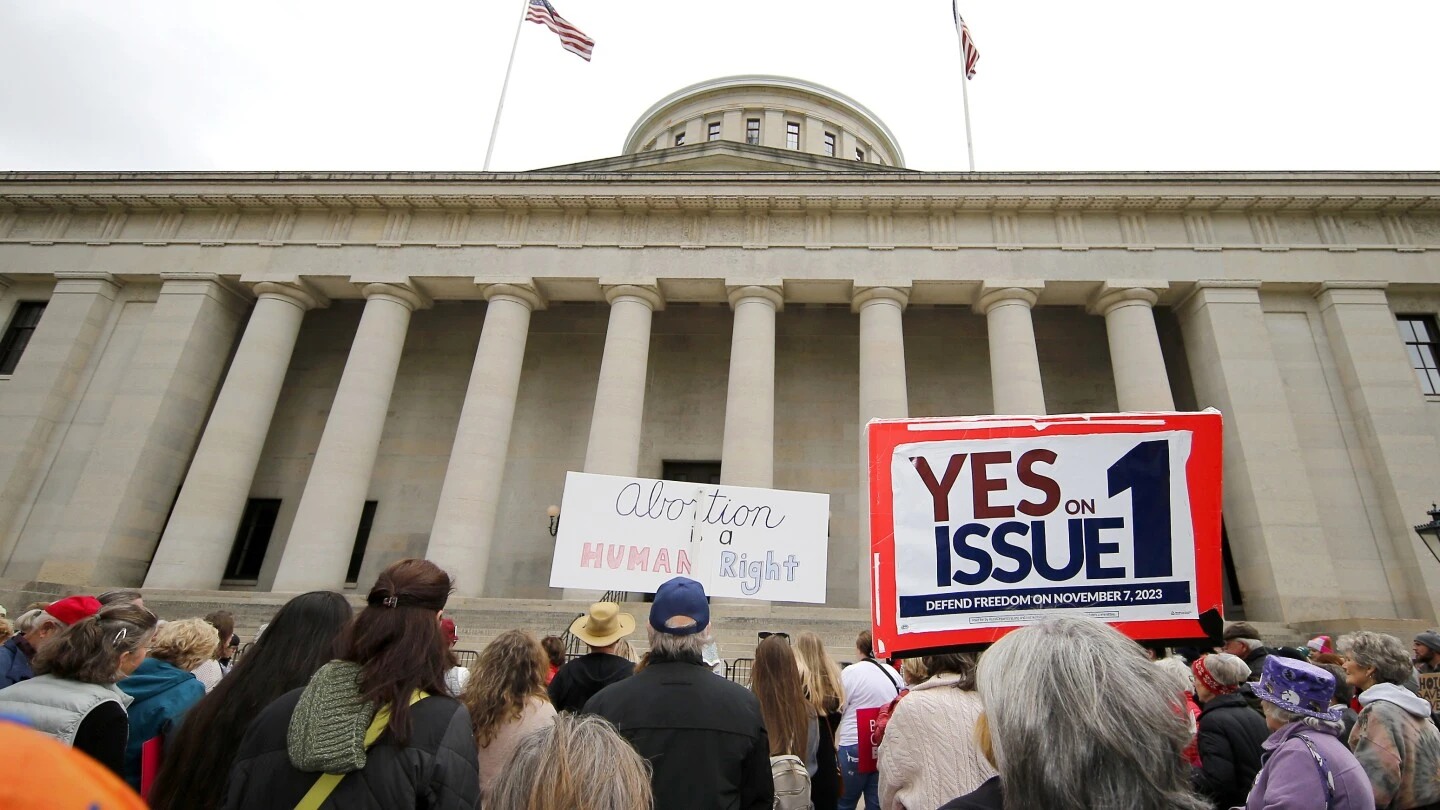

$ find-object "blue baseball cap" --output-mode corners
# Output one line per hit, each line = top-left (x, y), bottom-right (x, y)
(649, 576), (709, 635)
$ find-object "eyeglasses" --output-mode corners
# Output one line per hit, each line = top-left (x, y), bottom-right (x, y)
(758, 631), (790, 641)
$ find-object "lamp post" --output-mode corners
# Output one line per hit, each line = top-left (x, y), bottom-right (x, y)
(1414, 504), (1440, 565)
(546, 504), (561, 537)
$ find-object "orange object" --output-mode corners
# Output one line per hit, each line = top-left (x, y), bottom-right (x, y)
(0, 719), (147, 810)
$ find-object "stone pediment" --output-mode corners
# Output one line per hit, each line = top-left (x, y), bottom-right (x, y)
(529, 141), (911, 174)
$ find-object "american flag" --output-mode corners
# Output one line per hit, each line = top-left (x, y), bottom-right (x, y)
(953, 2), (980, 79)
(526, 0), (595, 62)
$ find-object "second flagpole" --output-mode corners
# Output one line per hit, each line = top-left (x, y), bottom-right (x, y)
(484, 0), (533, 171)
(954, 9), (976, 171)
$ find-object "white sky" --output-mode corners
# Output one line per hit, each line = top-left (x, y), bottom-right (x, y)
(2, 0), (1436, 174)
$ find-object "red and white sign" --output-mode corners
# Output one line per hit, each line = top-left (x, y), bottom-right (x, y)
(867, 411), (1223, 656)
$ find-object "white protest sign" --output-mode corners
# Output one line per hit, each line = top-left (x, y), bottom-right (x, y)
(549, 471), (830, 603)
(890, 430), (1199, 634)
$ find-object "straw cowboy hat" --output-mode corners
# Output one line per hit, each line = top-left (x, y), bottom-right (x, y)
(569, 602), (636, 648)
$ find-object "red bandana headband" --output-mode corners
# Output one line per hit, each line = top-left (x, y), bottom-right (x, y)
(1192, 656), (1238, 695)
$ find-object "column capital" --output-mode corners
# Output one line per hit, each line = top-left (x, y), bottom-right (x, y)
(361, 282), (432, 311)
(52, 271), (121, 299)
(1175, 279), (1262, 316)
(974, 281), (1044, 315)
(851, 286), (909, 313)
(158, 272), (252, 312)
(253, 280), (328, 311)
(726, 285), (784, 311)
(1087, 282), (1166, 316)
(1313, 281), (1390, 309)
(482, 282), (545, 311)
(604, 284), (664, 310)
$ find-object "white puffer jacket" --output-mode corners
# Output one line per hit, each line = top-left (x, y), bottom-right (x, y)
(877, 674), (995, 810)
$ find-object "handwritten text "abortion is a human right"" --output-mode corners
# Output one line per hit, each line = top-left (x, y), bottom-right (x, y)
(614, 480), (800, 595)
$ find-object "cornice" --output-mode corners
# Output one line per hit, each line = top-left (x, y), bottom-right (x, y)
(4, 190), (1436, 216)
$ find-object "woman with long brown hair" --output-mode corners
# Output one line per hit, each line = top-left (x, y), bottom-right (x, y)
(795, 630), (845, 736)
(149, 591), (353, 810)
(753, 634), (840, 810)
(221, 559), (480, 809)
(461, 629), (557, 800)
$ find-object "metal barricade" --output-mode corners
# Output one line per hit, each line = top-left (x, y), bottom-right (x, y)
(727, 657), (753, 687)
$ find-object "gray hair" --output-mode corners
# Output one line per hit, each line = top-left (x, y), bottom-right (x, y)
(1153, 656), (1193, 695)
(1338, 631), (1414, 685)
(1261, 700), (1346, 735)
(976, 617), (1210, 810)
(1200, 653), (1253, 689)
(13, 608), (43, 634)
(647, 624), (707, 663)
(1234, 637), (1264, 653)
(488, 713), (653, 810)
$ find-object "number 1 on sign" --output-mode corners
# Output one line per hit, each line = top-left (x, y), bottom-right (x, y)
(1107, 439), (1172, 578)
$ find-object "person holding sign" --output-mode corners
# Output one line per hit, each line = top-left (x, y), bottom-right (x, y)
(1414, 631), (1440, 675)
(1338, 632), (1440, 810)
(1239, 656), (1374, 810)
(938, 616), (1208, 810)
(836, 630), (902, 810)
(877, 652), (993, 810)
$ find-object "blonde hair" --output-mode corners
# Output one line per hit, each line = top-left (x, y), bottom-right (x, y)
(0, 617), (11, 645)
(462, 629), (548, 747)
(795, 631), (844, 715)
(488, 713), (652, 810)
(151, 618), (221, 673)
(613, 639), (639, 664)
(901, 657), (928, 686)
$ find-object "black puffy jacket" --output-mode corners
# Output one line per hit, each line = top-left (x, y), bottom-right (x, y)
(586, 659), (773, 810)
(1191, 691), (1269, 810)
(221, 687), (480, 810)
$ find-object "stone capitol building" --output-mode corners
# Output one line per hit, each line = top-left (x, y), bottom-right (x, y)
(2, 75), (1439, 637)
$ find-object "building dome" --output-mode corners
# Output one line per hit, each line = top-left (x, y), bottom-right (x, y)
(622, 75), (904, 168)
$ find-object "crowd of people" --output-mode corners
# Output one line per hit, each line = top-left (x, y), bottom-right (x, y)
(5, 567), (1440, 810)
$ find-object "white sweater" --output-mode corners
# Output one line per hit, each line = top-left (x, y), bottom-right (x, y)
(877, 674), (995, 810)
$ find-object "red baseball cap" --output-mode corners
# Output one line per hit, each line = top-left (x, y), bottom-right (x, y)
(45, 596), (102, 626)
(440, 617), (458, 645)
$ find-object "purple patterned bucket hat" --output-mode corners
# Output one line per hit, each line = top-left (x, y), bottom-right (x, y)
(1248, 655), (1344, 721)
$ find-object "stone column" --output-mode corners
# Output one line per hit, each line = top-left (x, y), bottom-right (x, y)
(426, 283), (542, 597)
(0, 272), (120, 571)
(0, 275), (14, 341)
(583, 285), (662, 476)
(976, 283), (1046, 415)
(1176, 280), (1343, 624)
(564, 285), (662, 601)
(144, 281), (326, 590)
(855, 286), (910, 613)
(1089, 282), (1176, 411)
(1315, 282), (1440, 622)
(720, 286), (783, 488)
(271, 283), (429, 592)
(43, 273), (249, 586)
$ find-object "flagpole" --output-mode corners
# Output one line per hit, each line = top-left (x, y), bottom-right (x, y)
(954, 11), (976, 171)
(484, 0), (532, 171)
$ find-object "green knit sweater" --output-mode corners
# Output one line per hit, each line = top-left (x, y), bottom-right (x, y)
(286, 661), (377, 774)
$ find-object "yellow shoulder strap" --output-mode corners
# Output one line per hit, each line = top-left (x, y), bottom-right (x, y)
(293, 691), (430, 810)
